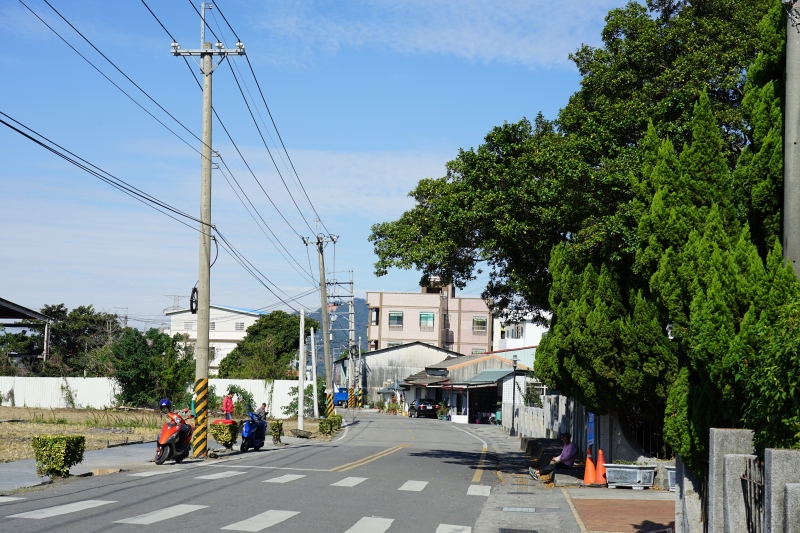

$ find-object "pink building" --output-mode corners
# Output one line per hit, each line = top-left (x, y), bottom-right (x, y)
(366, 283), (493, 356)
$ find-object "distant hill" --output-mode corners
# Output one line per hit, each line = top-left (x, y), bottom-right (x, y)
(306, 297), (368, 361)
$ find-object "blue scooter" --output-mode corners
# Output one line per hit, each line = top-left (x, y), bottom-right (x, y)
(240, 411), (267, 452)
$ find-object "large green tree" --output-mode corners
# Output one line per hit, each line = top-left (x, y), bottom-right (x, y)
(112, 328), (195, 407)
(218, 311), (319, 380)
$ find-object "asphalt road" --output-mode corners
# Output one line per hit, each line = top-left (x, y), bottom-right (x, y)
(0, 411), (494, 533)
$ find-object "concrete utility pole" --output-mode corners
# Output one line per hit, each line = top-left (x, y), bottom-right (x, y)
(786, 2), (800, 270)
(171, 2), (244, 458)
(298, 308), (305, 431)
(311, 327), (319, 418)
(303, 232), (337, 418)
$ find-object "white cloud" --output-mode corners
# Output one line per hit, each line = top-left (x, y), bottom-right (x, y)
(253, 0), (625, 68)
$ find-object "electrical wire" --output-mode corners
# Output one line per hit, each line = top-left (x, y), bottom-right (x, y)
(212, 0), (332, 235)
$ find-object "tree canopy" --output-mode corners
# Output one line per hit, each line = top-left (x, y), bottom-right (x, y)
(370, 0), (796, 471)
(218, 311), (319, 380)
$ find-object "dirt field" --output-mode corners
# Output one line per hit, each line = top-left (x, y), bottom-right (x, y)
(0, 407), (161, 463)
(0, 408), (333, 462)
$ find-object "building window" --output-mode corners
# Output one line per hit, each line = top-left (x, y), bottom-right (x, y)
(369, 340), (378, 351)
(235, 322), (245, 332)
(370, 308), (379, 326)
(184, 321), (194, 330)
(472, 348), (485, 355)
(419, 312), (434, 332)
(209, 322), (215, 331)
(209, 347), (216, 358)
(388, 311), (403, 330)
(387, 341), (402, 348)
(472, 316), (488, 335)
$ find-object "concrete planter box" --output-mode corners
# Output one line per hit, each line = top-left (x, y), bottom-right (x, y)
(603, 464), (657, 490)
(664, 465), (676, 491)
(451, 415), (468, 424)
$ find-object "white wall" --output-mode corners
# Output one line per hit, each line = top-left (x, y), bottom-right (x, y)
(0, 376), (300, 418)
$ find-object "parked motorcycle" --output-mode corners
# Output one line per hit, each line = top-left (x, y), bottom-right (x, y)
(240, 411), (267, 452)
(155, 408), (194, 465)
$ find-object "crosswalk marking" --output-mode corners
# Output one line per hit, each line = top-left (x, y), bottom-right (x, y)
(398, 480), (428, 492)
(128, 469), (180, 477)
(0, 497), (24, 503)
(344, 517), (393, 533)
(263, 474), (306, 484)
(221, 510), (299, 531)
(114, 504), (208, 524)
(467, 485), (491, 496)
(331, 477), (368, 487)
(195, 471), (246, 480)
(435, 525), (472, 533)
(7, 500), (116, 519)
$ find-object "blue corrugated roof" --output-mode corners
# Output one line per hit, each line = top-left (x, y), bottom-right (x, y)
(462, 368), (514, 384)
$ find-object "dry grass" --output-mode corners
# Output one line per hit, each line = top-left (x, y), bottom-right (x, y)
(0, 407), (162, 463)
(278, 418), (333, 442)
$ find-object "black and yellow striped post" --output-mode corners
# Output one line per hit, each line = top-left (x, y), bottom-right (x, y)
(326, 392), (335, 418)
(356, 388), (362, 408)
(348, 387), (355, 408)
(192, 377), (208, 457)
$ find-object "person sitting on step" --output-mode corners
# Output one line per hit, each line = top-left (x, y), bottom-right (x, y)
(530, 433), (576, 480)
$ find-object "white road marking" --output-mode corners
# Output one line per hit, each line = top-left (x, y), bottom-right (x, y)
(207, 465), (328, 471)
(195, 470), (246, 480)
(467, 485), (491, 496)
(221, 510), (299, 531)
(331, 477), (367, 487)
(0, 497), (24, 503)
(436, 525), (472, 533)
(344, 517), (394, 533)
(128, 469), (181, 477)
(398, 480), (428, 491)
(114, 504), (208, 524)
(263, 474), (306, 484)
(8, 500), (116, 519)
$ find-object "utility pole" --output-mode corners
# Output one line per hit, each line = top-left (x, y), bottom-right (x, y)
(298, 308), (305, 431)
(357, 336), (362, 407)
(311, 327), (319, 418)
(303, 231), (337, 418)
(786, 1), (800, 270)
(171, 2), (244, 458)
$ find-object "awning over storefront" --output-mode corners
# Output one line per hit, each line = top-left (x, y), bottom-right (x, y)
(443, 368), (514, 389)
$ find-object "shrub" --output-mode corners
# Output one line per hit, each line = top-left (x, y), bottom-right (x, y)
(388, 402), (400, 414)
(375, 400), (385, 411)
(31, 435), (85, 477)
(269, 420), (283, 439)
(318, 419), (333, 435)
(329, 414), (343, 430)
(209, 421), (238, 449)
(437, 405), (449, 418)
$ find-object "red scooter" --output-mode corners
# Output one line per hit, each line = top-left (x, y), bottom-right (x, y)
(155, 409), (194, 465)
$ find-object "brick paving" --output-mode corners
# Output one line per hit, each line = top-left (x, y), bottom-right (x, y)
(572, 499), (675, 533)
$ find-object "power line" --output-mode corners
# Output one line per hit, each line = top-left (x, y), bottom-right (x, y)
(213, 0), (332, 235)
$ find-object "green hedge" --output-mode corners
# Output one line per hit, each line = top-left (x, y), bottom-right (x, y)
(330, 414), (343, 430)
(31, 435), (85, 478)
(319, 419), (334, 435)
(209, 422), (238, 449)
(269, 420), (283, 439)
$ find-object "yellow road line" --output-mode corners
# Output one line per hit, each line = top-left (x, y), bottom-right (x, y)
(329, 444), (410, 472)
(561, 487), (588, 533)
(472, 446), (488, 483)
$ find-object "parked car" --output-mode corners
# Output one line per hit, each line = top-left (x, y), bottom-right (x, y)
(408, 398), (440, 418)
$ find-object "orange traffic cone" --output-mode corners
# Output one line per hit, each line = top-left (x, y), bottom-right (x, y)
(595, 449), (607, 485)
(584, 450), (596, 485)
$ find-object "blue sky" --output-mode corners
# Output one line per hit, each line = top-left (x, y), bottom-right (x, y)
(0, 0), (627, 328)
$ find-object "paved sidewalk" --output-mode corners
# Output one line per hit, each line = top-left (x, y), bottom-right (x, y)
(464, 424), (676, 533)
(0, 434), (305, 493)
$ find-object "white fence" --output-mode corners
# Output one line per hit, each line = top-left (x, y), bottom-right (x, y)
(0, 376), (299, 418)
(502, 394), (587, 454)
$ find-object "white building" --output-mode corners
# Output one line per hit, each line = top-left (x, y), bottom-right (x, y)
(492, 311), (548, 352)
(164, 305), (266, 371)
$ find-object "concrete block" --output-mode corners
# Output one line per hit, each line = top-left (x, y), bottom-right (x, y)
(708, 429), (754, 533)
(765, 449), (800, 533)
(677, 454), (704, 533)
(723, 454), (755, 533)
(785, 483), (800, 533)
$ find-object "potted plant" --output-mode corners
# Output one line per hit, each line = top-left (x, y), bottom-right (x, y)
(603, 460), (657, 490)
(437, 405), (449, 420)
